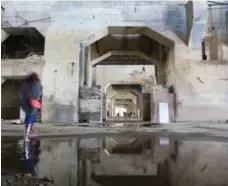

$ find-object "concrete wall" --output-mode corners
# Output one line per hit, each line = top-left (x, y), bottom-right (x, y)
(2, 1), (227, 122)
(79, 87), (101, 122)
(1, 1), (188, 37)
(41, 62), (79, 123)
(176, 60), (228, 121)
(96, 65), (155, 88)
(1, 59), (44, 80)
(169, 140), (228, 186)
(151, 85), (175, 123)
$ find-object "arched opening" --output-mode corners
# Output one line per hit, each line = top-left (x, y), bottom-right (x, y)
(80, 26), (175, 123)
(105, 84), (144, 121)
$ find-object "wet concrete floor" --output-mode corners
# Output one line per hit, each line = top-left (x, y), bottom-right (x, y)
(2, 134), (228, 186)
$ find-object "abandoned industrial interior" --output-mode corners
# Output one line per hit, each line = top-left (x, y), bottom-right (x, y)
(1, 1), (228, 124)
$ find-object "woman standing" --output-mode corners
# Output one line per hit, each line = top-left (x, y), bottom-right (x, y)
(20, 72), (42, 141)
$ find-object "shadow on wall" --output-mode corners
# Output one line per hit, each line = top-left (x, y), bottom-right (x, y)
(164, 3), (187, 44)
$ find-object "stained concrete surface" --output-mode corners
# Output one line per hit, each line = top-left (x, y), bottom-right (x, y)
(2, 135), (228, 186)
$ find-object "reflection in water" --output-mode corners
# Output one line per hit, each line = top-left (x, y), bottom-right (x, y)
(24, 138), (40, 177)
(2, 136), (228, 186)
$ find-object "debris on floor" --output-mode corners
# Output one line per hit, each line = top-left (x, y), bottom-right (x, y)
(12, 119), (21, 124)
(1, 173), (54, 186)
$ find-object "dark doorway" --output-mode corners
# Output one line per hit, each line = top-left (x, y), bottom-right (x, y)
(1, 79), (21, 119)
(143, 93), (151, 121)
(1, 79), (42, 122)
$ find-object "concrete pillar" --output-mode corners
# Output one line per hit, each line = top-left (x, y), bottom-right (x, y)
(92, 66), (96, 86)
(139, 94), (143, 118)
(86, 46), (93, 87)
(132, 104), (137, 117)
(155, 44), (166, 85)
(41, 28), (79, 123)
(79, 43), (85, 87)
(111, 99), (115, 117)
(209, 37), (218, 60)
(100, 87), (106, 122)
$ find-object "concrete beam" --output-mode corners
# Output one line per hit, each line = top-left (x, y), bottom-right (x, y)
(143, 27), (174, 47)
(1, 59), (45, 81)
(91, 50), (157, 66)
(108, 26), (145, 35)
(91, 51), (112, 66)
(108, 26), (173, 46)
(1, 29), (9, 43)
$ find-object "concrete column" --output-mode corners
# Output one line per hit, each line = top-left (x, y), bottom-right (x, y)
(86, 46), (93, 87)
(92, 66), (96, 86)
(209, 37), (218, 60)
(155, 44), (166, 85)
(132, 104), (137, 117)
(41, 28), (79, 123)
(100, 87), (106, 122)
(79, 43), (85, 87)
(139, 94), (143, 118)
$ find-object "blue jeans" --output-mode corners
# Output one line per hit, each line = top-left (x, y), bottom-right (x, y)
(24, 109), (37, 128)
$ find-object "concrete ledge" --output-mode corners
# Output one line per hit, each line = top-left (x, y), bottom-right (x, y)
(1, 59), (45, 80)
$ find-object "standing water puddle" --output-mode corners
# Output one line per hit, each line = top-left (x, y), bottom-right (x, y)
(2, 135), (228, 186)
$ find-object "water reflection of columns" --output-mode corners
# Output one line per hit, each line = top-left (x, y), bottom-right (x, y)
(77, 139), (81, 186)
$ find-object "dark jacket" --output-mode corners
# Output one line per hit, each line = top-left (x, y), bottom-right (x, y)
(20, 80), (42, 113)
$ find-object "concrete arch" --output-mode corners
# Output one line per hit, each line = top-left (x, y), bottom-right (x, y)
(104, 83), (112, 94)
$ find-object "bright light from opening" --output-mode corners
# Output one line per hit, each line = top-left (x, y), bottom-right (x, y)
(115, 107), (127, 117)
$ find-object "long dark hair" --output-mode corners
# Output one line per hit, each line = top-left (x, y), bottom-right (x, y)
(25, 72), (40, 83)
